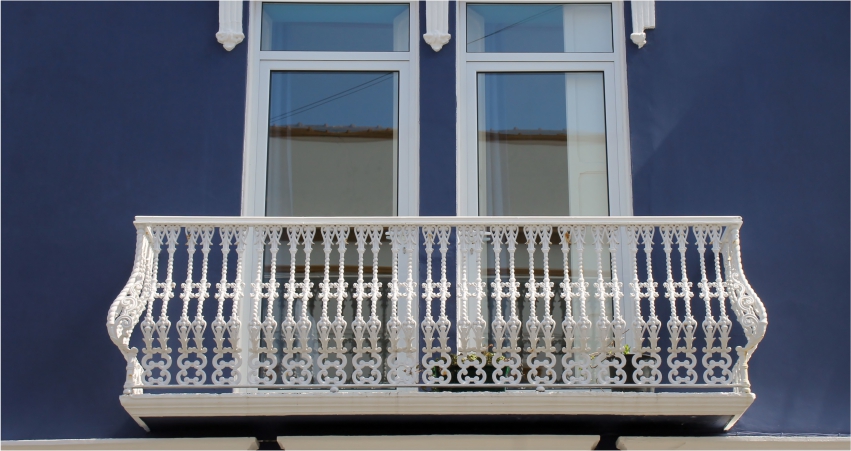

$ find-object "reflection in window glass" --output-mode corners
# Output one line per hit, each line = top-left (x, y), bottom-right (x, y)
(467, 4), (612, 53)
(266, 71), (398, 216)
(261, 3), (409, 52)
(477, 72), (608, 216)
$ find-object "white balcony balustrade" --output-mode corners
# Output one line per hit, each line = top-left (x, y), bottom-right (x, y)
(107, 216), (766, 431)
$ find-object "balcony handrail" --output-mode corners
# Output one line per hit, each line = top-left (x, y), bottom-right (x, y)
(108, 215), (766, 399)
(134, 215), (744, 227)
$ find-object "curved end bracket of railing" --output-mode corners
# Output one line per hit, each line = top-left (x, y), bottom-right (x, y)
(723, 225), (768, 394)
(107, 227), (150, 395)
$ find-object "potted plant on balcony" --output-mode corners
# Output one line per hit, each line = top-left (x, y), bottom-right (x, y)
(605, 344), (653, 392)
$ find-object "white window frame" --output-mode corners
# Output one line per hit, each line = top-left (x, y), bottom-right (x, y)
(456, 0), (633, 217)
(241, 0), (420, 217)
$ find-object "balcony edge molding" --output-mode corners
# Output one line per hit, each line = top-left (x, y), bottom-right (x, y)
(120, 391), (755, 432)
(423, 1), (451, 51)
(0, 438), (258, 450)
(616, 436), (851, 450)
(630, 1), (655, 48)
(217, 1), (245, 51)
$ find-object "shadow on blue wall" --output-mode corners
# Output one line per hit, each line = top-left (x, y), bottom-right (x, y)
(625, 1), (850, 434)
(1, 1), (246, 440)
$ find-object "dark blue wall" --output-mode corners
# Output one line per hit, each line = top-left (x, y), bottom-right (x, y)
(419, 2), (459, 354)
(1, 1), (247, 440)
(1, 0), (848, 441)
(625, 1), (850, 434)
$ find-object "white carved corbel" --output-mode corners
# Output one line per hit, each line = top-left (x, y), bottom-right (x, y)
(423, 1), (451, 52)
(630, 0), (655, 49)
(217, 1), (245, 51)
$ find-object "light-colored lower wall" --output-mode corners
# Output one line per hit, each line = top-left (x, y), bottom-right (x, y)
(277, 435), (601, 450)
(616, 436), (851, 450)
(0, 437), (258, 450)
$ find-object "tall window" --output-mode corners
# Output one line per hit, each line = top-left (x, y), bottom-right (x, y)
(243, 2), (419, 217)
(240, 1), (419, 383)
(458, 2), (632, 352)
(458, 2), (631, 217)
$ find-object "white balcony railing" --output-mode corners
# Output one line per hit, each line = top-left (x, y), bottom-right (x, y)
(107, 216), (767, 429)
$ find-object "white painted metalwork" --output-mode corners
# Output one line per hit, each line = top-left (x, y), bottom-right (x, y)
(108, 216), (767, 394)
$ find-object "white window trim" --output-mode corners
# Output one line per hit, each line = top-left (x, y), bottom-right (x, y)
(240, 0), (420, 217)
(455, 0), (633, 217)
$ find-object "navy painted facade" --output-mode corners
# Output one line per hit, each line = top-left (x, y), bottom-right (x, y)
(1, 0), (848, 441)
(624, 1), (849, 434)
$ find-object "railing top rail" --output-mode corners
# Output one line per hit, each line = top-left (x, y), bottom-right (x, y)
(134, 216), (743, 227)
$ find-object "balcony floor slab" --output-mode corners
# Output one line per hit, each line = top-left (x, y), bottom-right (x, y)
(120, 390), (755, 434)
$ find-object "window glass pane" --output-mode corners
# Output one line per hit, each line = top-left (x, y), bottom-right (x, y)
(261, 3), (409, 52)
(266, 71), (398, 216)
(477, 72), (608, 216)
(467, 4), (613, 53)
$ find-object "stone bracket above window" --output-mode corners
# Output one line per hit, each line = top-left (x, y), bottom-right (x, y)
(424, 1), (451, 52)
(630, 0), (655, 48)
(217, 1), (244, 51)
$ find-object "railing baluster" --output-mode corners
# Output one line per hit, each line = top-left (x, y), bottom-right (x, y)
(559, 226), (577, 383)
(317, 226), (349, 385)
(456, 226), (487, 384)
(606, 226), (627, 384)
(142, 226), (179, 385)
(317, 227), (334, 383)
(177, 226), (213, 385)
(435, 227), (453, 381)
(176, 227), (197, 385)
(352, 226), (380, 384)
(491, 226), (520, 384)
(249, 226), (280, 384)
(352, 226), (383, 384)
(568, 225), (593, 383)
(297, 227), (316, 384)
(386, 226), (418, 384)
(591, 226), (614, 383)
(628, 226), (662, 384)
(662, 225), (698, 384)
(402, 226), (418, 382)
(366, 227), (384, 382)
(709, 226), (733, 383)
(524, 226), (556, 384)
(421, 227), (446, 384)
(212, 226), (245, 385)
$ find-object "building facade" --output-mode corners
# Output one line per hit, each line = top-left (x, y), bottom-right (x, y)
(1, 1), (849, 449)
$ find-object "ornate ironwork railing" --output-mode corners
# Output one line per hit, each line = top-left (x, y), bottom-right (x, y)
(107, 216), (766, 395)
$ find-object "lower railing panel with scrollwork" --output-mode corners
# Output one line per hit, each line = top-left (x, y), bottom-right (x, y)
(107, 216), (766, 397)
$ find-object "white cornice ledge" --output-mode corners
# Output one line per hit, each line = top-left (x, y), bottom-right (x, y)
(423, 0), (451, 52)
(630, 0), (655, 48)
(0, 437), (258, 450)
(617, 436), (851, 450)
(217, 1), (244, 51)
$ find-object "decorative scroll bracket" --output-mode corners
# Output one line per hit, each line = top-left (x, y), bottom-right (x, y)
(630, 0), (655, 48)
(423, 1), (451, 52)
(217, 1), (245, 51)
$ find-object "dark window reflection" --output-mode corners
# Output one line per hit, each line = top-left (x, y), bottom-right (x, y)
(467, 4), (612, 53)
(262, 3), (409, 52)
(266, 71), (398, 217)
(477, 72), (608, 216)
